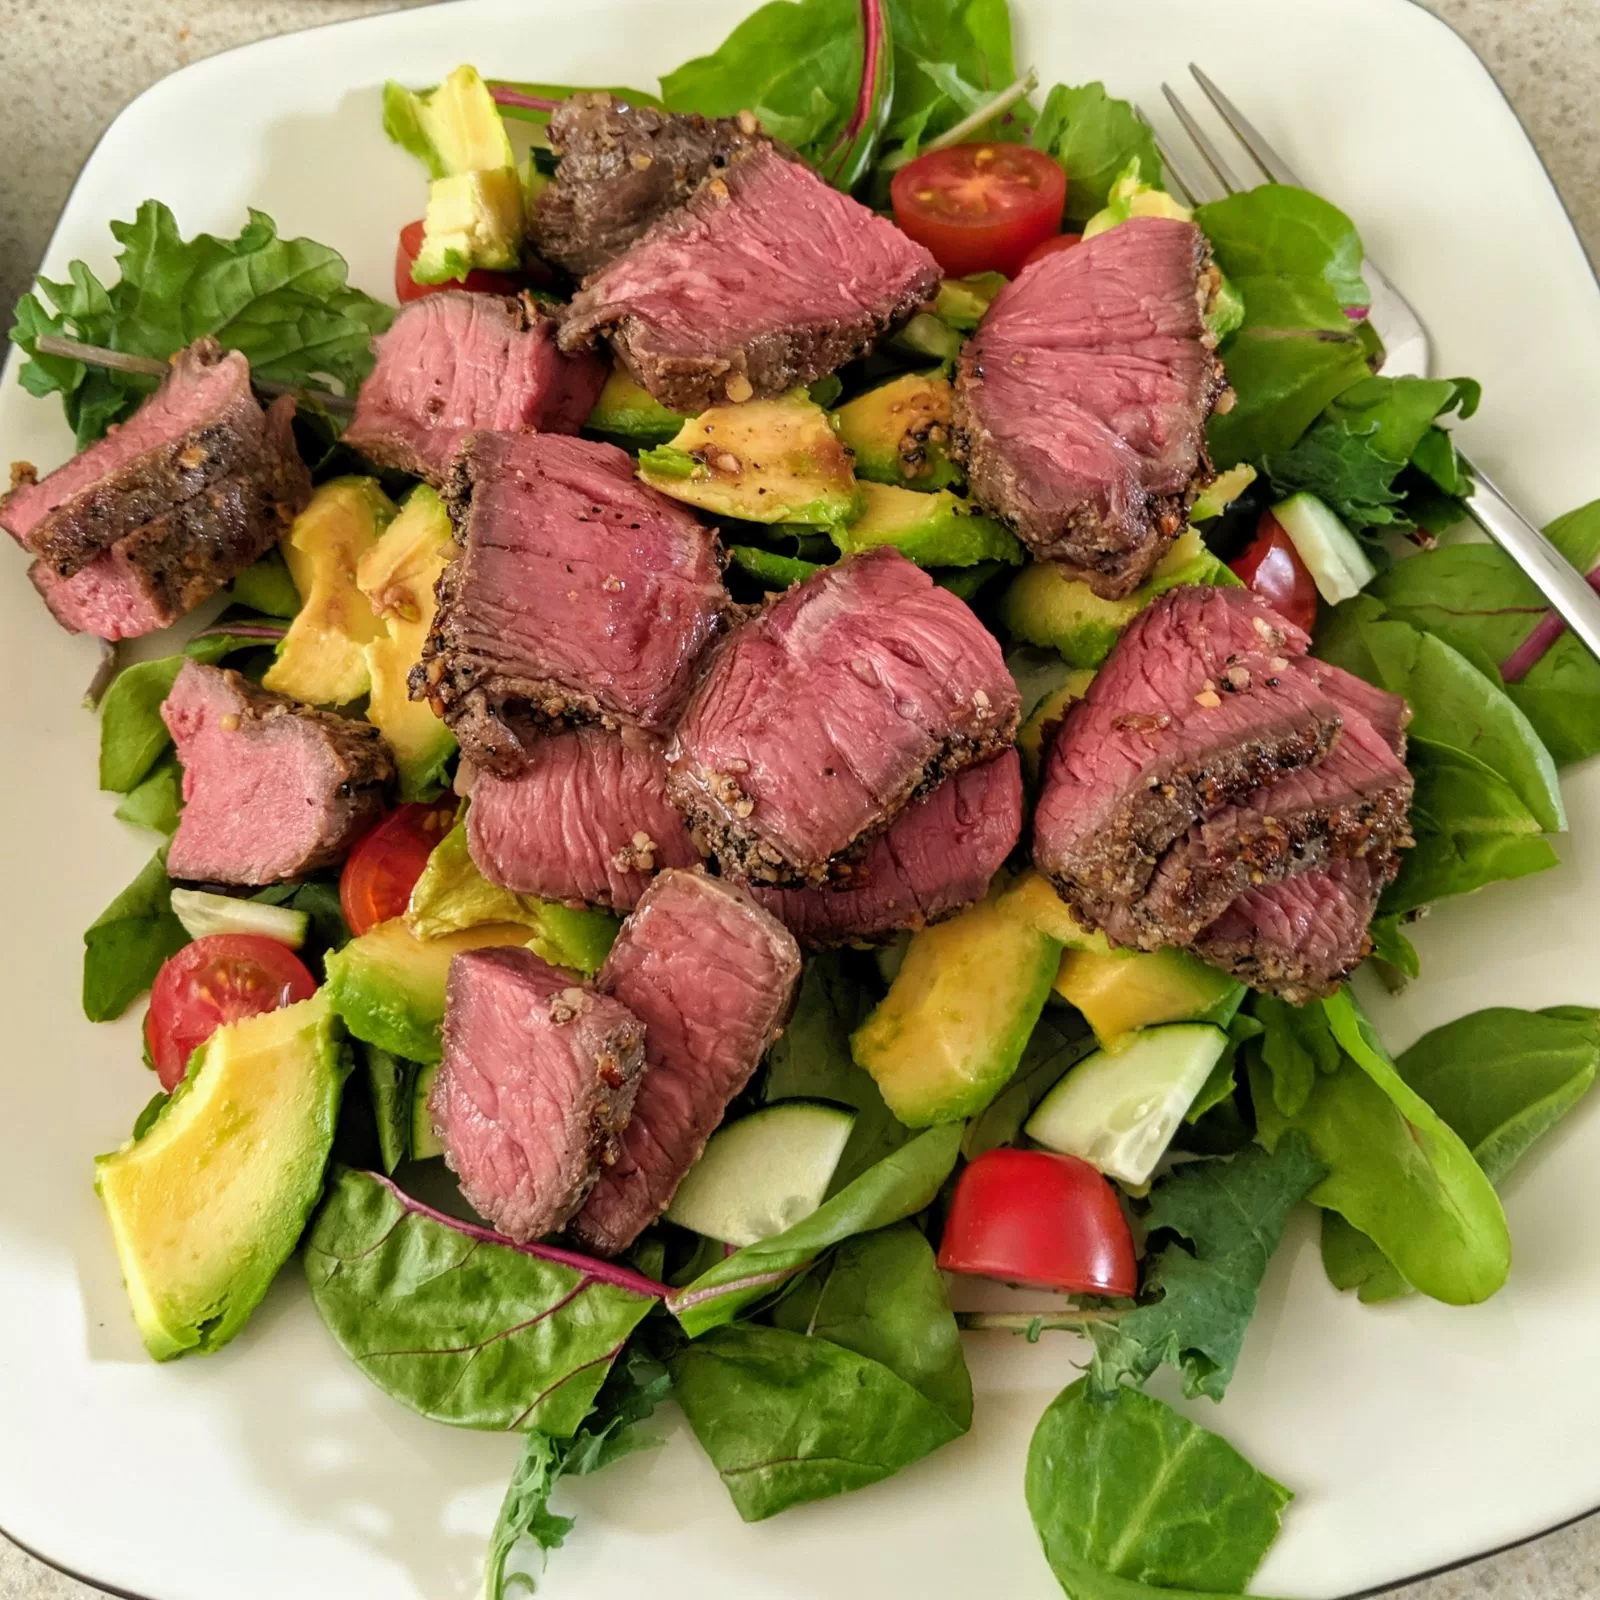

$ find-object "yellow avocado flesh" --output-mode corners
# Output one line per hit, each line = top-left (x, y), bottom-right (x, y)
(832, 371), (959, 490)
(263, 478), (396, 705)
(94, 992), (345, 1362)
(1054, 946), (1239, 1051)
(357, 486), (457, 799)
(997, 871), (1110, 952)
(419, 64), (516, 175)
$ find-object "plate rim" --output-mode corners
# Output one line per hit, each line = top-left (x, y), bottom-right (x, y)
(2, 1), (1598, 1597)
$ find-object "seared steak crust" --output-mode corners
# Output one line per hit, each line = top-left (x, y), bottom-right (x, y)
(559, 143), (941, 412)
(534, 92), (766, 279)
(953, 218), (1229, 598)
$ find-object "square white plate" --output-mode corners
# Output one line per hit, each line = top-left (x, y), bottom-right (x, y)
(3, 2), (1599, 1597)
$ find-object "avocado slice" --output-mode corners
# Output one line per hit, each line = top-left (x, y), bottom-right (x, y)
(999, 528), (1241, 668)
(638, 392), (861, 528)
(411, 1059), (443, 1160)
(587, 368), (689, 448)
(415, 168), (525, 283)
(1054, 945), (1241, 1052)
(833, 371), (961, 491)
(1017, 672), (1095, 780)
(324, 918), (534, 1062)
(833, 482), (1022, 569)
(262, 478), (397, 706)
(932, 273), (1006, 331)
(851, 895), (1064, 1127)
(95, 991), (349, 1361)
(356, 485), (457, 800)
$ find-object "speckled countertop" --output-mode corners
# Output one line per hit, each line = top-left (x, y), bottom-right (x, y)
(1, 1), (1598, 1597)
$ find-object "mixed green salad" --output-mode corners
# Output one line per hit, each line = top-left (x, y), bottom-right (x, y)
(11, 0), (1600, 1595)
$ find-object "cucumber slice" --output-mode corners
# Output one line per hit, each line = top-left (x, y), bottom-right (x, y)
(665, 1101), (856, 1246)
(1271, 491), (1376, 605)
(1024, 1023), (1228, 1185)
(411, 1060), (442, 1160)
(169, 888), (309, 949)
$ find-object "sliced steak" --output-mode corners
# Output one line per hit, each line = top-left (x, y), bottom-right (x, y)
(162, 661), (393, 884)
(415, 430), (729, 774)
(466, 726), (700, 912)
(560, 143), (940, 411)
(1117, 662), (1413, 948)
(754, 749), (1023, 947)
(1194, 855), (1396, 1004)
(954, 217), (1228, 597)
(343, 293), (606, 485)
(31, 547), (175, 640)
(430, 946), (647, 1242)
(570, 870), (801, 1255)
(1033, 586), (1345, 931)
(533, 92), (765, 279)
(667, 547), (1020, 887)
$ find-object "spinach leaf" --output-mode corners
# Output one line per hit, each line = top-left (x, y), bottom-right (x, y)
(1031, 83), (1162, 224)
(1087, 1135), (1324, 1402)
(1197, 184), (1368, 306)
(668, 1123), (963, 1335)
(1251, 990), (1509, 1305)
(1251, 993), (1343, 1118)
(360, 1046), (417, 1175)
(83, 850), (188, 1021)
(303, 1169), (662, 1433)
(1026, 1380), (1291, 1599)
(484, 1344), (670, 1599)
(98, 657), (185, 793)
(114, 753), (182, 836)
(761, 952), (910, 1189)
(1323, 1005), (1600, 1303)
(11, 201), (392, 446)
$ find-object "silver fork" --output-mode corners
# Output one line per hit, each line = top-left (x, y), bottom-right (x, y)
(1156, 65), (1600, 663)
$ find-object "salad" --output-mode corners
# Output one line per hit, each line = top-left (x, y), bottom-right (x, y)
(7, 1), (1600, 1596)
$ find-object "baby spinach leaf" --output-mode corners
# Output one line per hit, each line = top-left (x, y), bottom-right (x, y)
(303, 1169), (662, 1434)
(1251, 990), (1509, 1305)
(98, 656), (186, 794)
(668, 1123), (963, 1336)
(1032, 83), (1162, 224)
(1087, 1135), (1324, 1403)
(82, 850), (188, 1021)
(1323, 1005), (1600, 1303)
(11, 201), (392, 446)
(1251, 993), (1344, 1119)
(360, 1046), (417, 1175)
(1026, 1380), (1292, 1599)
(1197, 184), (1368, 307)
(114, 753), (183, 836)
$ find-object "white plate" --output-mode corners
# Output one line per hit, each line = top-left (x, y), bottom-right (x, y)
(2, 2), (1598, 1596)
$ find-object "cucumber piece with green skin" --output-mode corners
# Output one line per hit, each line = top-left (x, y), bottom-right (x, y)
(411, 1059), (442, 1160)
(664, 1101), (856, 1246)
(170, 889), (309, 949)
(1025, 1023), (1229, 1185)
(1272, 491), (1376, 604)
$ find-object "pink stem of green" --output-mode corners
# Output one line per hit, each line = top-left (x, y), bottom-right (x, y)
(1501, 565), (1600, 683)
(826, 0), (886, 160)
(491, 85), (563, 114)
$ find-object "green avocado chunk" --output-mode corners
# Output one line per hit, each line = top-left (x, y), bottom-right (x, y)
(587, 368), (689, 447)
(852, 892), (1064, 1127)
(832, 481), (1022, 569)
(94, 991), (349, 1361)
(833, 371), (961, 491)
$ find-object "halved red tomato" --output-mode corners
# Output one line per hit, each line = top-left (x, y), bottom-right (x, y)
(394, 219), (524, 304)
(145, 935), (318, 1091)
(937, 1147), (1137, 1297)
(1020, 231), (1083, 271)
(339, 799), (458, 937)
(1230, 510), (1320, 636)
(891, 144), (1067, 278)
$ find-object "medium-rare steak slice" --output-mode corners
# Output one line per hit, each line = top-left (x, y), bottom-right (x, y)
(430, 946), (647, 1242)
(1116, 663), (1413, 948)
(1194, 855), (1397, 1004)
(162, 661), (393, 884)
(1033, 586), (1345, 930)
(559, 143), (941, 411)
(343, 293), (606, 485)
(667, 547), (1020, 887)
(570, 870), (801, 1255)
(754, 749), (1024, 948)
(953, 217), (1229, 597)
(533, 92), (765, 279)
(466, 726), (700, 912)
(414, 430), (729, 774)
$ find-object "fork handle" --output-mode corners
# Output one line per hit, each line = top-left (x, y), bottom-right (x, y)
(1459, 455), (1600, 662)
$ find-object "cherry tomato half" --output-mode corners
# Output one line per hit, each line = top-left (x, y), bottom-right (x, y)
(339, 800), (459, 937)
(891, 144), (1067, 279)
(938, 1147), (1137, 1297)
(394, 220), (525, 304)
(1020, 231), (1083, 272)
(145, 935), (317, 1091)
(1229, 510), (1320, 636)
